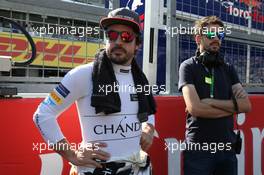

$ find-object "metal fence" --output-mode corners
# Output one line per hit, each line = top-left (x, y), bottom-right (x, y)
(164, 0), (264, 92)
(179, 34), (264, 86)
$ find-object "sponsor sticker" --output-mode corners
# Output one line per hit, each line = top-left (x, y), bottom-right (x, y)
(42, 96), (56, 106)
(50, 91), (63, 105)
(55, 83), (70, 98)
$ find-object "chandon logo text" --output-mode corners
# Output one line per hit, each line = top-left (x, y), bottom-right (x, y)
(93, 117), (141, 138)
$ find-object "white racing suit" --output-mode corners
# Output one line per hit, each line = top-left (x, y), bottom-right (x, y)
(33, 62), (154, 175)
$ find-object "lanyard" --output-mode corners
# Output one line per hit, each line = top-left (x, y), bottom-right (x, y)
(210, 68), (214, 98)
(204, 67), (215, 98)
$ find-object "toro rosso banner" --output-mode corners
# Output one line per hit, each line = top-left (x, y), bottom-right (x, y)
(0, 96), (263, 175)
(121, 0), (264, 31)
(176, 0), (264, 30)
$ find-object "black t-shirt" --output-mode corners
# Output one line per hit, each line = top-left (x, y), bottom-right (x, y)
(178, 57), (240, 144)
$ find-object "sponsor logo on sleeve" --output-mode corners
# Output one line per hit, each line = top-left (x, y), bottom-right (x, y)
(55, 83), (70, 98)
(42, 83), (69, 106)
(42, 90), (62, 106)
(42, 96), (57, 106)
(50, 91), (63, 105)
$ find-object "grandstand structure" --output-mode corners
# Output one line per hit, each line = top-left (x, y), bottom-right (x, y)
(0, 0), (112, 93)
(0, 0), (263, 94)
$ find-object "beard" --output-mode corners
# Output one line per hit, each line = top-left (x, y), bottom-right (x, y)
(206, 41), (220, 53)
(107, 46), (135, 65)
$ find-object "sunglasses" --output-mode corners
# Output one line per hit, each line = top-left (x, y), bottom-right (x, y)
(106, 30), (135, 43)
(204, 31), (225, 40)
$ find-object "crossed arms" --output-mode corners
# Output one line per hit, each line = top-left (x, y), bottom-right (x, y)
(182, 83), (252, 118)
